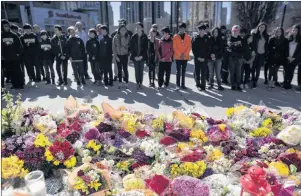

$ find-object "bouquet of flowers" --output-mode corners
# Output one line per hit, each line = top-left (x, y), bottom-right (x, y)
(169, 161), (207, 178)
(78, 140), (102, 163)
(206, 124), (231, 142)
(1, 155), (29, 179)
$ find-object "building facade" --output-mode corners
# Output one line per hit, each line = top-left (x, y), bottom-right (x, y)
(190, 2), (214, 31)
(120, 2), (139, 24)
(213, 2), (223, 27)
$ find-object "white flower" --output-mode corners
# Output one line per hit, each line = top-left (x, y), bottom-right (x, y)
(151, 163), (166, 175)
(73, 140), (83, 150)
(117, 191), (144, 196)
(140, 139), (162, 157)
(87, 170), (100, 181)
(100, 159), (115, 169)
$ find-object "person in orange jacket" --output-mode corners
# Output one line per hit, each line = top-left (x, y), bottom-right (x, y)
(173, 23), (192, 89)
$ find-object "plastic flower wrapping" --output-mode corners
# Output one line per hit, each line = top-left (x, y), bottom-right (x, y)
(1, 93), (301, 196)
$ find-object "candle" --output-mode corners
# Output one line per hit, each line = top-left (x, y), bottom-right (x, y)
(26, 181), (46, 196)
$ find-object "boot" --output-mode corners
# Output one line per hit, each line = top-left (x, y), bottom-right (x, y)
(46, 80), (51, 85)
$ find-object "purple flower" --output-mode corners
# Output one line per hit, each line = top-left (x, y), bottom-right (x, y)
(118, 129), (131, 138)
(84, 128), (100, 141)
(168, 129), (191, 142)
(171, 176), (202, 196)
(77, 170), (85, 176)
(132, 149), (152, 163)
(201, 168), (214, 179)
(96, 122), (114, 133)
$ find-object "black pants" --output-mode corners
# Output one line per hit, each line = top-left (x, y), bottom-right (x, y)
(71, 61), (85, 82)
(176, 60), (187, 87)
(91, 61), (101, 81)
(56, 58), (68, 83)
(37, 57), (45, 79)
(83, 53), (89, 76)
(158, 62), (172, 87)
(103, 59), (113, 85)
(264, 61), (269, 82)
(3, 59), (12, 81)
(194, 60), (207, 88)
(24, 55), (40, 81)
(1, 62), (4, 89)
(252, 54), (265, 85)
(134, 60), (145, 85)
(222, 54), (229, 83)
(229, 57), (243, 87)
(284, 61), (299, 87)
(148, 61), (156, 84)
(268, 63), (280, 82)
(117, 55), (129, 83)
(298, 63), (301, 86)
(4, 60), (24, 88)
(241, 63), (251, 85)
(43, 60), (55, 82)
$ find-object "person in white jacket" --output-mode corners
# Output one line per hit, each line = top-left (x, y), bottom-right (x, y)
(75, 21), (91, 79)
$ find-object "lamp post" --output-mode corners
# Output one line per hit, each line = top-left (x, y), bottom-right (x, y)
(280, 2), (288, 28)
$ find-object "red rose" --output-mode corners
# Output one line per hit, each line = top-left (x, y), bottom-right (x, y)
(136, 130), (150, 138)
(146, 175), (170, 195)
(160, 136), (177, 146)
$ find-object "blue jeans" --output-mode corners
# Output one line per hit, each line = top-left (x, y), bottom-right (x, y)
(134, 60), (145, 85)
(208, 59), (222, 86)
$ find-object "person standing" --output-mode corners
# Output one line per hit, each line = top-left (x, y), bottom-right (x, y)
(33, 24), (46, 81)
(156, 27), (174, 89)
(192, 24), (211, 91)
(99, 25), (113, 87)
(147, 28), (158, 87)
(1, 19), (24, 89)
(221, 29), (232, 84)
(251, 22), (269, 88)
(267, 27), (288, 88)
(130, 22), (148, 90)
(75, 21), (90, 79)
(86, 28), (101, 85)
(173, 22), (191, 90)
(227, 25), (245, 91)
(283, 25), (301, 90)
(208, 27), (224, 90)
(39, 30), (55, 85)
(20, 23), (40, 82)
(112, 25), (131, 89)
(66, 26), (86, 86)
(51, 25), (68, 86)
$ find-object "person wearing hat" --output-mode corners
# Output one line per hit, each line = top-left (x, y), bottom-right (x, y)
(155, 27), (174, 89)
(51, 25), (68, 86)
(173, 22), (192, 90)
(99, 25), (114, 87)
(20, 23), (40, 82)
(227, 25), (245, 91)
(66, 26), (86, 86)
(39, 30), (55, 85)
(86, 28), (101, 85)
(192, 24), (211, 91)
(130, 22), (148, 90)
(10, 24), (21, 37)
(1, 19), (24, 89)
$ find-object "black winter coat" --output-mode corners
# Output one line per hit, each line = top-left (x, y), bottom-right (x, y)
(99, 35), (113, 61)
(192, 34), (211, 59)
(86, 38), (100, 61)
(267, 37), (289, 65)
(39, 38), (53, 61)
(20, 33), (39, 57)
(1, 31), (23, 61)
(66, 36), (86, 60)
(227, 36), (245, 58)
(51, 35), (68, 58)
(209, 36), (224, 60)
(287, 38), (301, 65)
(130, 32), (148, 61)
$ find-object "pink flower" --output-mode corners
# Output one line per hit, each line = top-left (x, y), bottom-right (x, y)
(81, 175), (91, 183)
(84, 128), (100, 141)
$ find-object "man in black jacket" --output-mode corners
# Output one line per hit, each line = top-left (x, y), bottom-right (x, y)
(99, 25), (114, 87)
(192, 24), (211, 91)
(227, 25), (245, 91)
(130, 22), (148, 90)
(66, 26), (86, 86)
(51, 25), (68, 86)
(39, 30), (55, 85)
(1, 19), (24, 89)
(86, 28), (101, 85)
(20, 23), (40, 82)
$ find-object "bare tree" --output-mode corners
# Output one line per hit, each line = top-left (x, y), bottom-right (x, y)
(235, 2), (279, 29)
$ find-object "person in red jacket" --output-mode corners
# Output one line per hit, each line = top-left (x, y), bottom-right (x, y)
(155, 27), (174, 89)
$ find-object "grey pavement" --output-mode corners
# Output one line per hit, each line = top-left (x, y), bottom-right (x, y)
(5, 61), (301, 118)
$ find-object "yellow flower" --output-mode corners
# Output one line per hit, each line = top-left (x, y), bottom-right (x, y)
(170, 161), (207, 178)
(63, 156), (77, 168)
(44, 149), (54, 161)
(117, 161), (131, 171)
(190, 130), (208, 144)
(123, 174), (145, 191)
(86, 140), (102, 152)
(34, 133), (51, 148)
(74, 177), (89, 194)
(88, 180), (102, 191)
(218, 124), (227, 132)
(177, 142), (190, 151)
(207, 148), (223, 161)
(180, 117), (194, 129)
(226, 107), (235, 117)
(151, 116), (164, 130)
(262, 118), (273, 128)
(35, 123), (47, 132)
(226, 105), (247, 117)
(1, 156), (29, 179)
(53, 160), (60, 166)
(269, 161), (290, 177)
(250, 127), (272, 137)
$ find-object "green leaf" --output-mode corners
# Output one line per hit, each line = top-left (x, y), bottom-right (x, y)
(91, 105), (101, 114)
(290, 164), (297, 174)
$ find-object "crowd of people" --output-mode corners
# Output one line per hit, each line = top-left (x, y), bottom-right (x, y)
(1, 18), (301, 92)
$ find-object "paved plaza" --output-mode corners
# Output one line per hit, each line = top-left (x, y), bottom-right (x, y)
(5, 61), (301, 118)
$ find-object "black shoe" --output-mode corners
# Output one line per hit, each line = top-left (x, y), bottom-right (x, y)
(181, 85), (187, 90)
(64, 82), (68, 85)
(218, 86), (224, 91)
(113, 76), (118, 81)
(109, 83), (114, 87)
(46, 81), (51, 85)
(231, 86), (236, 90)
(252, 83), (257, 89)
(77, 81), (81, 86)
(275, 82), (280, 87)
(284, 84), (292, 90)
(197, 86), (202, 91)
(208, 85), (214, 90)
(82, 80), (86, 85)
(85, 74), (91, 79)
(58, 81), (64, 86)
(43, 77), (47, 81)
(264, 80), (268, 85)
(237, 86), (243, 91)
(296, 86), (301, 91)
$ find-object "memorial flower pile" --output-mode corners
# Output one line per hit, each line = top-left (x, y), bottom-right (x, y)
(1, 93), (301, 195)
